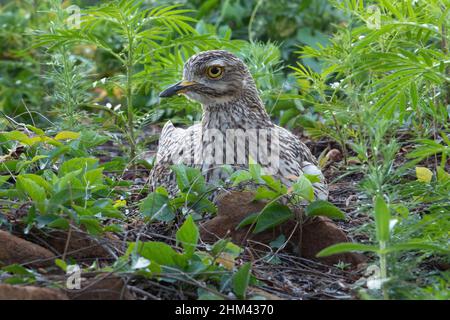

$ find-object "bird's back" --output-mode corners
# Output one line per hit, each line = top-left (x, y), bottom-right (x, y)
(150, 121), (328, 200)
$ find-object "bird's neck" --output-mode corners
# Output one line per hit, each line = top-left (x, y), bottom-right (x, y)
(201, 93), (272, 131)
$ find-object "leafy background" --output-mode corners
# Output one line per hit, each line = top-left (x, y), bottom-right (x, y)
(0, 0), (449, 300)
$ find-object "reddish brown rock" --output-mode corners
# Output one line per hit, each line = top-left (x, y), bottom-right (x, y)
(326, 149), (343, 162)
(200, 191), (366, 267)
(0, 230), (55, 268)
(31, 229), (118, 261)
(0, 284), (68, 300)
(65, 275), (132, 300)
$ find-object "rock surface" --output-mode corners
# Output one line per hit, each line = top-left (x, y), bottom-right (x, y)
(0, 284), (68, 300)
(200, 191), (365, 267)
(65, 275), (132, 300)
(0, 230), (55, 268)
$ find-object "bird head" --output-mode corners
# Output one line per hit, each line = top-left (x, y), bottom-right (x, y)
(159, 50), (256, 106)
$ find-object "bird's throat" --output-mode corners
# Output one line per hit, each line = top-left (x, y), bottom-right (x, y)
(201, 96), (272, 131)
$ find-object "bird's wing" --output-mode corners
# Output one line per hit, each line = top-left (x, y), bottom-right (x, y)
(156, 120), (185, 162)
(276, 125), (329, 200)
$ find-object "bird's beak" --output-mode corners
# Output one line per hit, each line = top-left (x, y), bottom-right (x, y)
(159, 80), (196, 98)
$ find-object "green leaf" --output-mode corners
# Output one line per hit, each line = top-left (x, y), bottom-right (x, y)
(253, 185), (280, 200)
(374, 195), (390, 242)
(139, 192), (174, 222)
(254, 201), (293, 233)
(387, 242), (448, 254)
(236, 212), (259, 229)
(16, 176), (46, 213)
(84, 168), (104, 186)
(230, 170), (252, 186)
(0, 176), (10, 187)
(317, 243), (380, 257)
(55, 259), (67, 272)
(249, 161), (262, 183)
(232, 262), (251, 299)
(176, 215), (199, 257)
(59, 158), (98, 177)
(1, 131), (29, 143)
(128, 241), (180, 267)
(2, 264), (34, 275)
(54, 131), (80, 140)
(305, 200), (345, 219)
(171, 164), (206, 193)
(20, 174), (52, 193)
(292, 175), (314, 201)
(410, 82), (418, 109)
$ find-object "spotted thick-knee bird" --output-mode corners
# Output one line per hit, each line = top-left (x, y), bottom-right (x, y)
(150, 50), (328, 200)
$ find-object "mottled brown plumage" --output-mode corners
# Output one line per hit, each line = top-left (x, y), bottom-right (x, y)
(150, 50), (328, 200)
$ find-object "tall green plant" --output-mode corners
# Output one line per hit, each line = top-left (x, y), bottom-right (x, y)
(317, 195), (447, 299)
(37, 0), (201, 161)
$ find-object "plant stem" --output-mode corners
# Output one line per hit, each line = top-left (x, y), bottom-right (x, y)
(331, 112), (348, 164)
(379, 240), (389, 300)
(125, 25), (136, 162)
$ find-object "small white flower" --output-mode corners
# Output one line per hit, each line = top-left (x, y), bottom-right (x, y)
(92, 81), (97, 88)
(113, 104), (122, 111)
(330, 82), (340, 89)
(106, 102), (112, 109)
(389, 219), (398, 231)
(100, 77), (107, 84)
(132, 257), (150, 269)
(358, 35), (366, 40)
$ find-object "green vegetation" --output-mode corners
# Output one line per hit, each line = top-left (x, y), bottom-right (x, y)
(0, 0), (448, 300)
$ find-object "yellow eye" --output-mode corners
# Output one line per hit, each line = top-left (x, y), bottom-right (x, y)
(206, 65), (224, 79)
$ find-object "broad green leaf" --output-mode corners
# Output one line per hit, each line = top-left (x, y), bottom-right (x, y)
(0, 176), (10, 187)
(21, 174), (52, 193)
(47, 218), (70, 230)
(129, 241), (180, 267)
(211, 239), (242, 257)
(26, 125), (45, 136)
(232, 262), (251, 299)
(1, 131), (29, 143)
(176, 215), (199, 257)
(261, 175), (287, 194)
(80, 216), (102, 235)
(57, 170), (83, 192)
(54, 259), (67, 272)
(317, 243), (380, 257)
(304, 174), (321, 183)
(249, 160), (262, 183)
(253, 185), (279, 200)
(292, 175), (314, 201)
(254, 201), (293, 233)
(84, 168), (104, 186)
(171, 164), (206, 193)
(374, 195), (390, 242)
(59, 158), (98, 177)
(415, 166), (433, 183)
(16, 176), (46, 213)
(54, 131), (80, 140)
(305, 200), (345, 219)
(230, 170), (252, 186)
(236, 212), (259, 229)
(140, 192), (174, 222)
